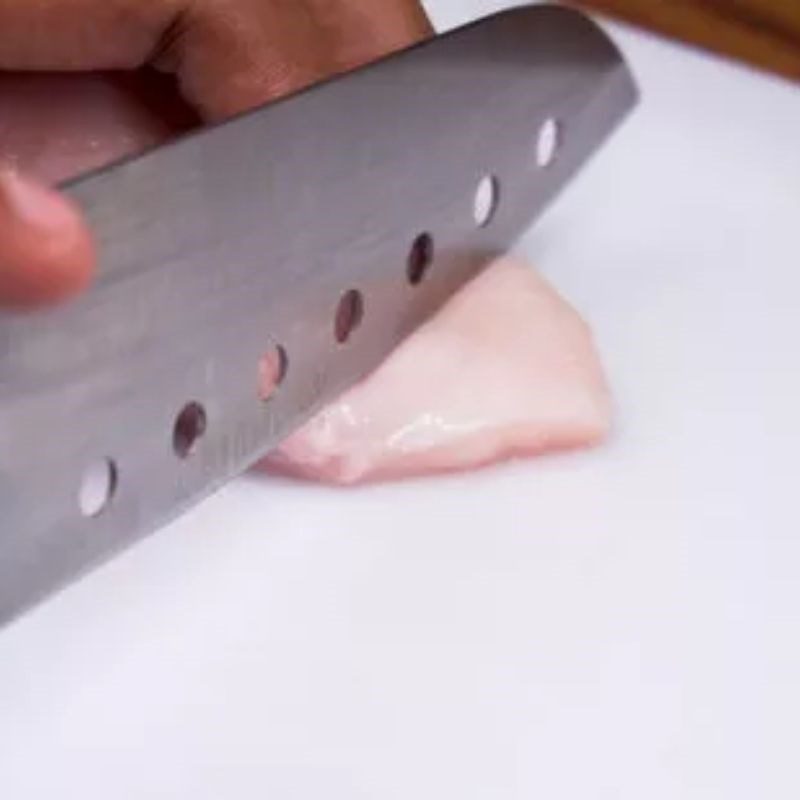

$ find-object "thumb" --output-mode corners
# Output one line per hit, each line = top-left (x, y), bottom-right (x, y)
(0, 170), (94, 307)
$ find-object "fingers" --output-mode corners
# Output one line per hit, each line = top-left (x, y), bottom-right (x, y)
(0, 0), (433, 120)
(169, 0), (435, 119)
(0, 171), (94, 307)
(0, 1), (173, 70)
(0, 0), (431, 306)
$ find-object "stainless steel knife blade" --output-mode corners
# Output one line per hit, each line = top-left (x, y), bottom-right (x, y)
(0, 5), (638, 624)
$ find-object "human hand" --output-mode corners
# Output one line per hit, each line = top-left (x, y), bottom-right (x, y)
(0, 0), (432, 306)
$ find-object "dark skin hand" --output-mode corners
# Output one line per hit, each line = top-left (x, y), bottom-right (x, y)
(0, 0), (432, 306)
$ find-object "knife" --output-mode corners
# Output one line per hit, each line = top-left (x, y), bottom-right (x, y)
(0, 4), (638, 624)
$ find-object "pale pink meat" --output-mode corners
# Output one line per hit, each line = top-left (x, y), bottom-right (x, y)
(264, 259), (611, 484)
(1, 72), (612, 484)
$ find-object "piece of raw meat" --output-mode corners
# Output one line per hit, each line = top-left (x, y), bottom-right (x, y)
(1, 72), (612, 484)
(264, 258), (611, 484)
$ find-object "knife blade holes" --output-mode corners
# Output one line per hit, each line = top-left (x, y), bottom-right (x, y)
(79, 458), (118, 518)
(408, 233), (435, 286)
(173, 402), (207, 458)
(536, 118), (561, 168)
(474, 175), (500, 228)
(335, 290), (364, 344)
(259, 345), (288, 402)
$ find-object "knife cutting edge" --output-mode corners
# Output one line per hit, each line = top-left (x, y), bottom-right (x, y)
(0, 4), (638, 624)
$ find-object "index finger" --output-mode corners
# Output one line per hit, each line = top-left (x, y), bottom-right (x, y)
(0, 0), (433, 118)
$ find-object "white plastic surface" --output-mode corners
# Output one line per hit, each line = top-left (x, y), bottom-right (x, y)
(1, 3), (799, 798)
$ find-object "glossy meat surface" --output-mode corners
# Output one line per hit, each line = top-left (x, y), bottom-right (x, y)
(265, 259), (611, 484)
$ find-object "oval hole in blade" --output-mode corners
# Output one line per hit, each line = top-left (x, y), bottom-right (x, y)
(79, 458), (118, 518)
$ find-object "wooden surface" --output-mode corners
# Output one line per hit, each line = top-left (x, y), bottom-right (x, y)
(575, 0), (800, 82)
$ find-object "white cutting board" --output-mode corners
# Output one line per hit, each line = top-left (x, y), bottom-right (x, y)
(1, 3), (799, 798)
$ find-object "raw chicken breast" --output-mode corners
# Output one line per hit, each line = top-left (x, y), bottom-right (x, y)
(1, 73), (612, 485)
(265, 259), (611, 484)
